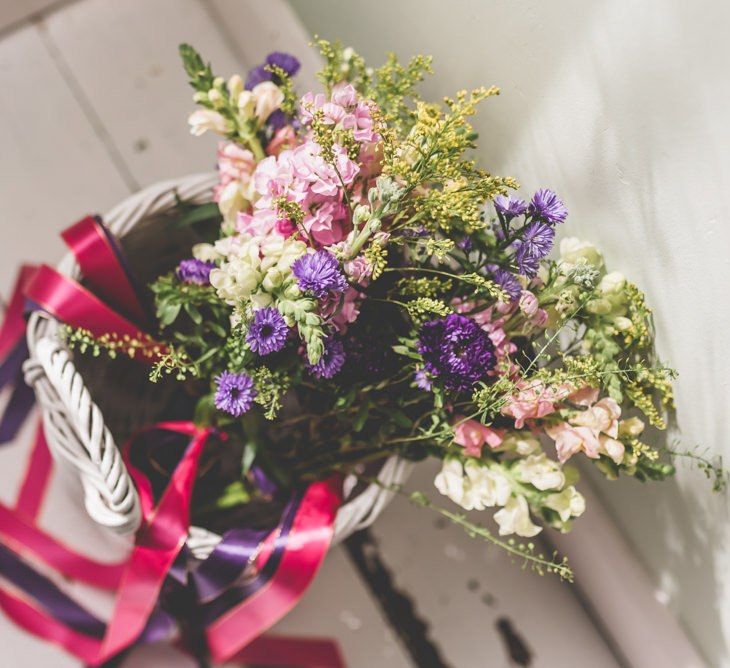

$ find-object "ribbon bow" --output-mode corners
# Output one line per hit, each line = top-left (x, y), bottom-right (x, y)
(0, 216), (346, 666)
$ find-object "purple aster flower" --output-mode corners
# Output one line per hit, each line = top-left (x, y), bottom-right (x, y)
(494, 194), (528, 220)
(307, 335), (346, 379)
(417, 314), (496, 392)
(414, 368), (432, 391)
(512, 221), (555, 277)
(245, 52), (300, 90)
(214, 371), (257, 417)
(176, 258), (214, 285)
(266, 108), (289, 131)
(292, 251), (347, 297)
(514, 245), (541, 277)
(489, 266), (522, 301)
(245, 65), (272, 90)
(456, 236), (473, 252)
(246, 307), (289, 355)
(515, 220), (555, 258)
(528, 189), (567, 225)
(265, 52), (301, 77)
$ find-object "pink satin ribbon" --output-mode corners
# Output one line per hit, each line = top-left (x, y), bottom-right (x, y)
(0, 265), (36, 360)
(0, 216), (347, 666)
(61, 216), (147, 325)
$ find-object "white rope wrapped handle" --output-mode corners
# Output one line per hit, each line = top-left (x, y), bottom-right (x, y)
(25, 173), (412, 555)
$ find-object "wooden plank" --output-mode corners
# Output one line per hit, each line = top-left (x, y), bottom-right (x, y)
(367, 460), (621, 667)
(270, 546), (412, 668)
(0, 20), (130, 290)
(0, 0), (69, 36)
(42, 0), (248, 188)
(205, 0), (322, 94)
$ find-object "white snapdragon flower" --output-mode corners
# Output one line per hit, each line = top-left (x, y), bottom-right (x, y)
(252, 81), (285, 123)
(559, 237), (604, 271)
(210, 258), (262, 304)
(192, 243), (220, 262)
(188, 109), (230, 136)
(237, 90), (255, 116)
(462, 461), (511, 510)
(514, 453), (565, 491)
(434, 459), (511, 511)
(598, 271), (626, 295)
(217, 181), (248, 226)
(434, 459), (466, 506)
(501, 433), (541, 456)
(545, 486), (586, 522)
(494, 495), (542, 537)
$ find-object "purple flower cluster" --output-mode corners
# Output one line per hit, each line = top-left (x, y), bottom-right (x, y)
(489, 266), (522, 302)
(529, 188), (568, 225)
(307, 336), (346, 379)
(214, 371), (257, 417)
(176, 258), (214, 285)
(513, 221), (555, 277)
(292, 250), (347, 297)
(245, 52), (301, 90)
(417, 314), (496, 392)
(494, 195), (528, 220)
(246, 307), (289, 355)
(494, 188), (567, 278)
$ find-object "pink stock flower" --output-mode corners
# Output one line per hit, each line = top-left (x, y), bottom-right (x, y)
(266, 126), (296, 156)
(545, 394), (623, 463)
(236, 208), (278, 237)
(501, 381), (570, 429)
(217, 142), (256, 186)
(303, 200), (348, 246)
(545, 422), (601, 462)
(320, 286), (362, 334)
(519, 290), (539, 317)
(453, 417), (505, 457)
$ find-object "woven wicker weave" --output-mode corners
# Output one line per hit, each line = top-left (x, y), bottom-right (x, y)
(23, 173), (412, 559)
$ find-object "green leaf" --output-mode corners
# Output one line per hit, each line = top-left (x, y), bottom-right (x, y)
(353, 402), (370, 432)
(184, 302), (203, 324)
(391, 344), (421, 360)
(215, 481), (251, 509)
(193, 393), (216, 426)
(386, 408), (412, 428)
(169, 202), (221, 229)
(158, 302), (181, 327)
(241, 440), (258, 475)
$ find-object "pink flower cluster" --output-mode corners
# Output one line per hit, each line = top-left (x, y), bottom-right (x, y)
(300, 83), (380, 146)
(545, 389), (624, 464)
(237, 140), (359, 245)
(213, 142), (256, 219)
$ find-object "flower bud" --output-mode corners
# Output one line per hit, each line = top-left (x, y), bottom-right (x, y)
(353, 204), (371, 225)
(614, 316), (633, 331)
(207, 88), (224, 108)
(227, 74), (243, 99)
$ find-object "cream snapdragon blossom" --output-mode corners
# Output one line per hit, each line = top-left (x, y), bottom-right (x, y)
(493, 496), (542, 537)
(545, 486), (586, 524)
(434, 458), (510, 511)
(187, 109), (231, 136)
(209, 233), (307, 306)
(513, 453), (566, 491)
(558, 237), (604, 271)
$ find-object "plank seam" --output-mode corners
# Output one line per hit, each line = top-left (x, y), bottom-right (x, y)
(33, 15), (139, 194)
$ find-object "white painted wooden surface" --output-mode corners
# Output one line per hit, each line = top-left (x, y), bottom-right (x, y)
(0, 1), (625, 665)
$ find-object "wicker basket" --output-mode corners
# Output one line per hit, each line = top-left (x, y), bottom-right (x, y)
(22, 173), (412, 560)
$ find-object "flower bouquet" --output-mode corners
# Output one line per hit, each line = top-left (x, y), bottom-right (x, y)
(0, 39), (709, 666)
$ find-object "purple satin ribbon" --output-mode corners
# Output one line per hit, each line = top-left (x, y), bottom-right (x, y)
(200, 492), (302, 625)
(0, 340), (35, 445)
(0, 542), (177, 648)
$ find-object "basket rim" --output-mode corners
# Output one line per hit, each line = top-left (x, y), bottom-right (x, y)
(28, 173), (412, 558)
